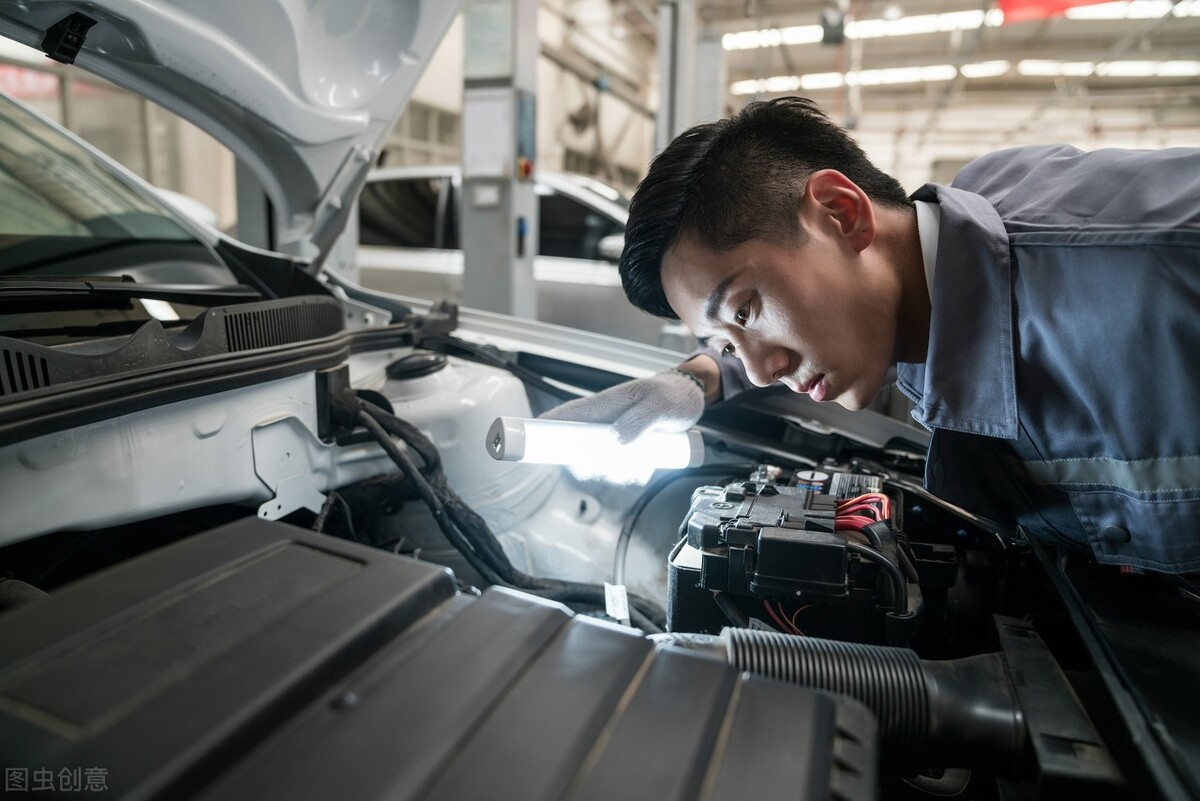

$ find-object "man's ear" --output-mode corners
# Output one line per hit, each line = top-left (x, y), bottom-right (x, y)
(803, 169), (876, 253)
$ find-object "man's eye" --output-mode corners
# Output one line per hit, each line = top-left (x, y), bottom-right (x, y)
(721, 343), (736, 357)
(735, 303), (751, 323)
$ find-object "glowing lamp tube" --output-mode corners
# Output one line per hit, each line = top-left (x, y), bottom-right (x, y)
(486, 416), (704, 469)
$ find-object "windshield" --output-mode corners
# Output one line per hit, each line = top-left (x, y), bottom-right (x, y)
(0, 92), (223, 279)
(562, 174), (631, 210)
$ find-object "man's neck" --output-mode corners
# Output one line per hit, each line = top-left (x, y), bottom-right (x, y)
(878, 204), (932, 364)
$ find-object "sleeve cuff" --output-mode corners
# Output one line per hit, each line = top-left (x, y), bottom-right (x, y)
(688, 345), (757, 403)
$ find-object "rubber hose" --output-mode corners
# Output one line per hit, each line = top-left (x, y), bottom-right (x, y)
(718, 628), (1024, 773)
(724, 628), (930, 767)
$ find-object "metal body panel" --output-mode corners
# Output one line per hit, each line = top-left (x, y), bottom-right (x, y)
(0, 372), (392, 544)
(0, 0), (462, 262)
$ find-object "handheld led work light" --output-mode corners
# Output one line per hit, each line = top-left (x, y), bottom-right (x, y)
(486, 417), (705, 471)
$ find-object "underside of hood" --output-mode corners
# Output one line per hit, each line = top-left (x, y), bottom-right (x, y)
(0, 0), (461, 265)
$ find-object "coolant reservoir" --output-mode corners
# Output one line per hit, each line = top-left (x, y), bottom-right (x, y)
(374, 350), (630, 589)
(383, 354), (556, 522)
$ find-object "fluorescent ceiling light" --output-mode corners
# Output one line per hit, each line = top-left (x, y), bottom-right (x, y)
(959, 60), (1012, 78)
(734, 62), (981, 95)
(766, 75), (804, 92)
(723, 9), (1003, 51)
(782, 27), (826, 45)
(731, 59), (1196, 95)
(722, 0), (1199, 52)
(723, 27), (822, 50)
(1152, 60), (1200, 77)
(799, 72), (844, 90)
(1065, 0), (1199, 18)
(730, 77), (795, 96)
(732, 75), (803, 94)
(848, 15), (939, 38)
(487, 417), (704, 484)
(1016, 59), (1200, 77)
(1096, 61), (1157, 77)
(848, 10), (992, 38)
(841, 64), (959, 86)
(1093, 60), (1200, 77)
(1018, 60), (1095, 76)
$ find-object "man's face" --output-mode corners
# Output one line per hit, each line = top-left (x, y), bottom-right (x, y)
(661, 231), (899, 410)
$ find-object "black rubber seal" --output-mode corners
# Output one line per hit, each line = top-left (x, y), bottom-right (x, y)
(386, 352), (448, 380)
(0, 326), (413, 447)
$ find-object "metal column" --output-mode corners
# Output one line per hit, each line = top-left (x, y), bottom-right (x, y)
(655, 0), (697, 151)
(693, 28), (727, 125)
(460, 0), (539, 318)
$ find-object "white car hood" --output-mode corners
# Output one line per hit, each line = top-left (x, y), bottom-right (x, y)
(0, 0), (460, 265)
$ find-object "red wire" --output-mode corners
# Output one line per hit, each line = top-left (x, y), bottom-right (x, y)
(763, 600), (795, 633)
(838, 504), (882, 520)
(778, 601), (802, 634)
(837, 492), (892, 519)
(777, 601), (802, 635)
(789, 604), (810, 635)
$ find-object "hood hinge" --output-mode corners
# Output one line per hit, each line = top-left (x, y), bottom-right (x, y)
(42, 12), (97, 65)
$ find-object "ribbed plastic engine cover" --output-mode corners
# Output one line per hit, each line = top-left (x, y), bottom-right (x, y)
(0, 518), (878, 801)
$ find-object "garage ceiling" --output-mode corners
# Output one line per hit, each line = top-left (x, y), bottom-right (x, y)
(602, 0), (1198, 182)
(708, 0), (1199, 158)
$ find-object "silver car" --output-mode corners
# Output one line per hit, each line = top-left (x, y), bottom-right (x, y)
(355, 165), (694, 349)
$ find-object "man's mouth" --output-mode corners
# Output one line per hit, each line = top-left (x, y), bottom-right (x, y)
(798, 373), (827, 402)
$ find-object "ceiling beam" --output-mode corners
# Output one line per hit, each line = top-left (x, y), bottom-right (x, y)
(1002, 0), (1189, 136)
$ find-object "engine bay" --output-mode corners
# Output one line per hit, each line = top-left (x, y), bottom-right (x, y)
(1, 315), (1194, 801)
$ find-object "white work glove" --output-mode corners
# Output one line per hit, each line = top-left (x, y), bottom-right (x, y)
(540, 369), (706, 443)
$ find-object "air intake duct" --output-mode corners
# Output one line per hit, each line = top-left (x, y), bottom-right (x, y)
(662, 628), (1025, 774)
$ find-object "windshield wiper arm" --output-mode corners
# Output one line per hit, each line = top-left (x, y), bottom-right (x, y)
(0, 278), (262, 313)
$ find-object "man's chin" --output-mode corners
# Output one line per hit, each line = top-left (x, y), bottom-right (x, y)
(832, 381), (876, 411)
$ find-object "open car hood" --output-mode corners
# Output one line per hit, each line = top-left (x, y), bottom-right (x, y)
(0, 0), (460, 266)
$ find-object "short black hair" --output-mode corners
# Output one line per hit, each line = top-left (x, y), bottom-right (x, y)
(619, 97), (912, 319)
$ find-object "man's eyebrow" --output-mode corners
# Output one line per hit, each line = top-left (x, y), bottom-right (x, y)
(703, 275), (736, 323)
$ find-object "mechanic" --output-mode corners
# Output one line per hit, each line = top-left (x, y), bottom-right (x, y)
(543, 96), (1200, 575)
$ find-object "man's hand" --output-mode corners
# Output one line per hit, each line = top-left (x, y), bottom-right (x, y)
(540, 357), (717, 443)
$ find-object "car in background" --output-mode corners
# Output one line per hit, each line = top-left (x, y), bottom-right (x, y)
(355, 165), (694, 350)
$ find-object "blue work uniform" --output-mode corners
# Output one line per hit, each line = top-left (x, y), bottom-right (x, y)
(715, 145), (1200, 573)
(901, 145), (1200, 573)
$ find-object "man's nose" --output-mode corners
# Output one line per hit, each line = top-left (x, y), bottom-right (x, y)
(742, 343), (789, 388)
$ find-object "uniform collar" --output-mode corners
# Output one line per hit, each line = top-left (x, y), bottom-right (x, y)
(896, 184), (1019, 440)
(914, 200), (940, 299)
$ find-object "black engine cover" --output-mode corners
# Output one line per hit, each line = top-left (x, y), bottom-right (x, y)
(0, 517), (878, 801)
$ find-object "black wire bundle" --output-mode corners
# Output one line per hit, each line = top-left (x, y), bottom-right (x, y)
(417, 335), (581, 402)
(313, 491), (357, 539)
(349, 394), (667, 632)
